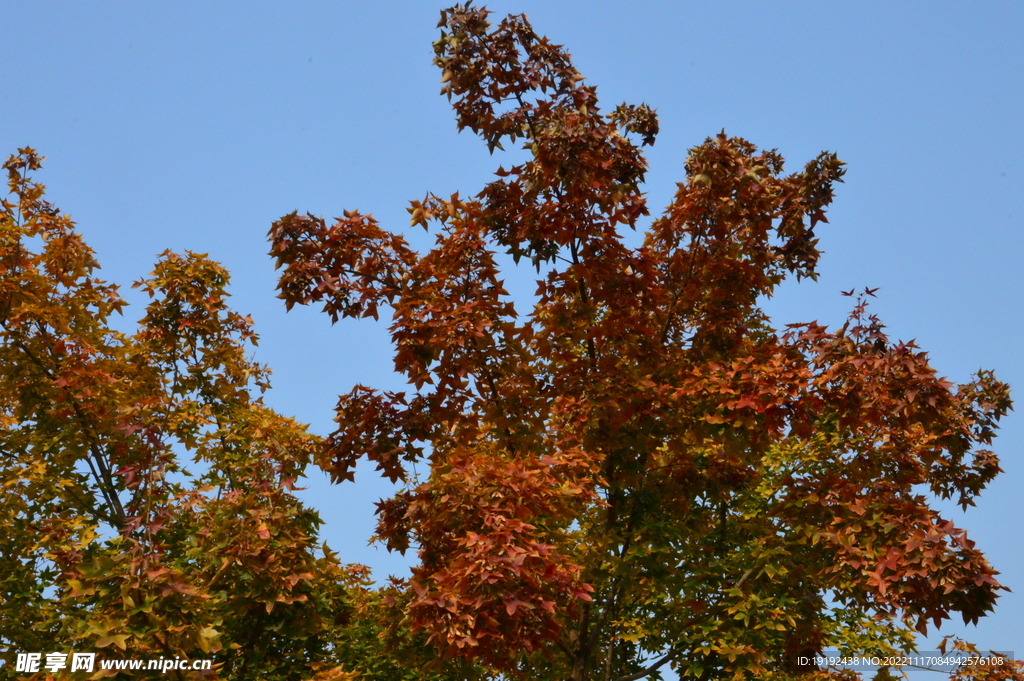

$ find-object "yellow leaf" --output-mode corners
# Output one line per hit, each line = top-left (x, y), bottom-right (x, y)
(96, 634), (130, 650)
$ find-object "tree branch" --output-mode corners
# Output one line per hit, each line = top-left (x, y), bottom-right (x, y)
(613, 648), (682, 681)
(607, 567), (754, 681)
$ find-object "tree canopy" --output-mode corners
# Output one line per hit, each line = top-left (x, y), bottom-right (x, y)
(269, 4), (1016, 681)
(0, 150), (467, 680)
(1, 4), (1020, 681)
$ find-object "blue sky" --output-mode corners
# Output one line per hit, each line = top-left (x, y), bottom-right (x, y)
(3, 0), (1021, 667)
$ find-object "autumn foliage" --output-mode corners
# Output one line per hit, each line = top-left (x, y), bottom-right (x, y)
(268, 4), (1015, 681)
(1, 4), (1018, 681)
(0, 151), (462, 680)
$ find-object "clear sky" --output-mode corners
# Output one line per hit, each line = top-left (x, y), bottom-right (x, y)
(3, 0), (1021, 669)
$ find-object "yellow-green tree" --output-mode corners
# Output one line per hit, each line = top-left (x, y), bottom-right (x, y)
(0, 149), (465, 681)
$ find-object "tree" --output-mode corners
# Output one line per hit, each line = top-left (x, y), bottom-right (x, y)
(944, 638), (1024, 681)
(0, 149), (467, 681)
(269, 4), (1015, 681)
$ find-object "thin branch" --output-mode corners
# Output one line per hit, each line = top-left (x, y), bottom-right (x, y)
(9, 334), (127, 529)
(658, 231), (707, 345)
(613, 648), (682, 681)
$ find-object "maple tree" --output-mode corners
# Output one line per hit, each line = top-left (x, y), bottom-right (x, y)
(269, 4), (1017, 681)
(0, 149), (470, 681)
